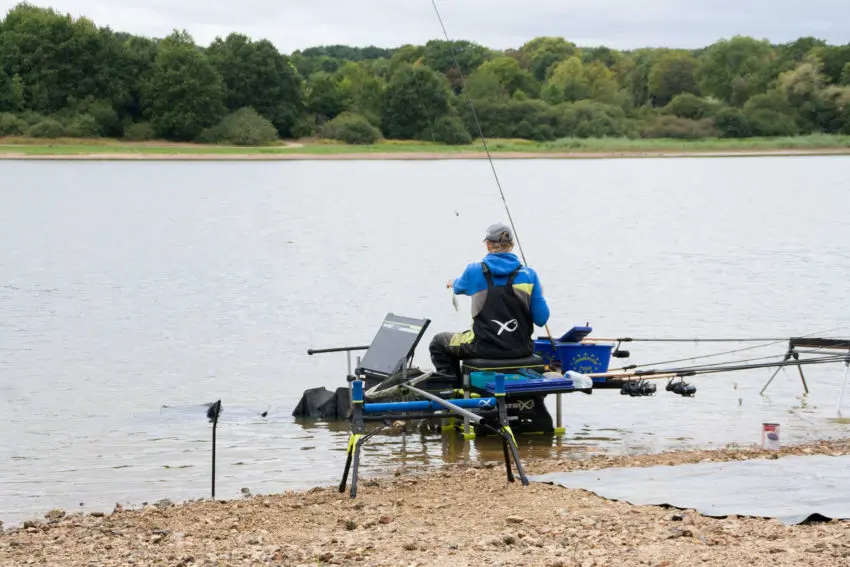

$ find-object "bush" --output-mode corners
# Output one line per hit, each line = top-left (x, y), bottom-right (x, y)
(456, 98), (558, 141)
(663, 93), (717, 120)
(80, 99), (121, 137)
(640, 116), (721, 139)
(291, 115), (317, 139)
(319, 112), (381, 144)
(123, 122), (156, 141)
(0, 113), (26, 136)
(555, 101), (628, 138)
(713, 108), (751, 138)
(197, 108), (279, 146)
(64, 114), (101, 138)
(431, 115), (472, 145)
(17, 111), (47, 126)
(744, 110), (799, 137)
(27, 118), (65, 138)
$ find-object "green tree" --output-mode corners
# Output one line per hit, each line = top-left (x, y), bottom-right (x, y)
(648, 52), (700, 106)
(0, 71), (24, 112)
(473, 56), (538, 98)
(618, 49), (659, 108)
(582, 46), (620, 68)
(206, 33), (304, 137)
(381, 63), (452, 139)
(841, 62), (850, 86)
(120, 35), (158, 122)
(466, 66), (507, 101)
(777, 59), (829, 131)
(543, 57), (619, 105)
(0, 4), (132, 115)
(810, 44), (850, 85)
(697, 36), (774, 104)
(421, 40), (491, 92)
(583, 61), (620, 104)
(142, 31), (226, 141)
(518, 37), (579, 82)
(542, 57), (590, 104)
(335, 62), (385, 124)
(305, 71), (350, 121)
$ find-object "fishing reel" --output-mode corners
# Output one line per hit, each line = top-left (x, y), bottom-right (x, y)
(612, 340), (630, 359)
(620, 379), (656, 397)
(666, 378), (697, 398)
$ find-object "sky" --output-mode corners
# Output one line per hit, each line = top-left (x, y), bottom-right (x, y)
(1, 0), (848, 53)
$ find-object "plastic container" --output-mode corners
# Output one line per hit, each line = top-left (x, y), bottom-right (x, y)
(556, 343), (613, 375)
(762, 423), (780, 450)
(533, 326), (613, 378)
(470, 371), (524, 391)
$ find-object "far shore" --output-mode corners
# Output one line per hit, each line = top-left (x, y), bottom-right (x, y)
(2, 147), (850, 161)
(2, 135), (850, 161)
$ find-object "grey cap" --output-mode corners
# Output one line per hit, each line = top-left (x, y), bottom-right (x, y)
(483, 223), (514, 243)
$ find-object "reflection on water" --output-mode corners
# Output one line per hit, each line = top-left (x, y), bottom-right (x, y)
(2, 157), (850, 526)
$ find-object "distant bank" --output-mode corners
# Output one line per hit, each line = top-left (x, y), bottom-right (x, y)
(1, 135), (850, 161)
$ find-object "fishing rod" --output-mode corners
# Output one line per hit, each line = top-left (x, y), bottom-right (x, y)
(608, 326), (850, 371)
(591, 353), (849, 381)
(430, 0), (557, 347)
(584, 337), (793, 343)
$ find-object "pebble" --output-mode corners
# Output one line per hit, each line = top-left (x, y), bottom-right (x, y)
(45, 509), (65, 521)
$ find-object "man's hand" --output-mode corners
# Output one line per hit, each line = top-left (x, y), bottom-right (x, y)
(446, 279), (454, 289)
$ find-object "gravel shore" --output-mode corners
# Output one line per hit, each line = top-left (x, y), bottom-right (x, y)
(2, 439), (849, 567)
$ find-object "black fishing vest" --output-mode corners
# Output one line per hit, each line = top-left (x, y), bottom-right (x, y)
(471, 263), (534, 359)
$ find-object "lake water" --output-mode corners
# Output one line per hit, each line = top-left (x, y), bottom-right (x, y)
(2, 156), (850, 527)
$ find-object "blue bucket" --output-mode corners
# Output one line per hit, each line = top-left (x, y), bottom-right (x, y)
(556, 343), (613, 375)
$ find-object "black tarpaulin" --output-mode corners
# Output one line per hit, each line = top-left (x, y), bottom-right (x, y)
(530, 454), (850, 525)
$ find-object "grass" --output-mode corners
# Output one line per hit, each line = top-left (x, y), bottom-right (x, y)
(2, 134), (850, 158)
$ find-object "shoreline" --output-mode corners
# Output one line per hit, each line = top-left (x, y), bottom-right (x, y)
(3, 438), (849, 566)
(2, 147), (850, 161)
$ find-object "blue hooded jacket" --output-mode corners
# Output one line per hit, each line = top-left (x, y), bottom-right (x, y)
(452, 252), (550, 328)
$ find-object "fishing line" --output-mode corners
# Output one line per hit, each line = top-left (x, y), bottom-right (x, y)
(430, 0), (560, 350)
(429, 0), (527, 266)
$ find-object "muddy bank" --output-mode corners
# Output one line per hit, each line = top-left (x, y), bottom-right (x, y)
(2, 439), (849, 566)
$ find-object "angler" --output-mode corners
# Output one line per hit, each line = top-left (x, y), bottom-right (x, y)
(429, 222), (551, 381)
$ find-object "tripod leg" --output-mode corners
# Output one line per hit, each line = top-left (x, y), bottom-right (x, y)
(339, 433), (360, 493)
(350, 438), (362, 498)
(501, 434), (515, 483)
(502, 426), (528, 486)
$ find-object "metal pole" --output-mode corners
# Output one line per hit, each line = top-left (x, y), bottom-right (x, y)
(206, 400), (221, 500)
(837, 358), (850, 417)
(212, 419), (217, 499)
(555, 393), (563, 435)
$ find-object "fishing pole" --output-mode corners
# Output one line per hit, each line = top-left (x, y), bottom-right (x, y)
(591, 353), (849, 380)
(430, 0), (557, 347)
(608, 326), (850, 371)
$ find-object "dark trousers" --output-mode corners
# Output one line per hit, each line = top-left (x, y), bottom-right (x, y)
(429, 331), (476, 380)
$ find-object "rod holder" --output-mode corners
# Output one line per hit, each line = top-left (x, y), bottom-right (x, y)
(206, 400), (222, 500)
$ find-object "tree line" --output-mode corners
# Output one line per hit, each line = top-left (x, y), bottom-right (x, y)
(1, 3), (850, 145)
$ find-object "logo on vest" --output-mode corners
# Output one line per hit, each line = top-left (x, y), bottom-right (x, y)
(491, 318), (519, 335)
